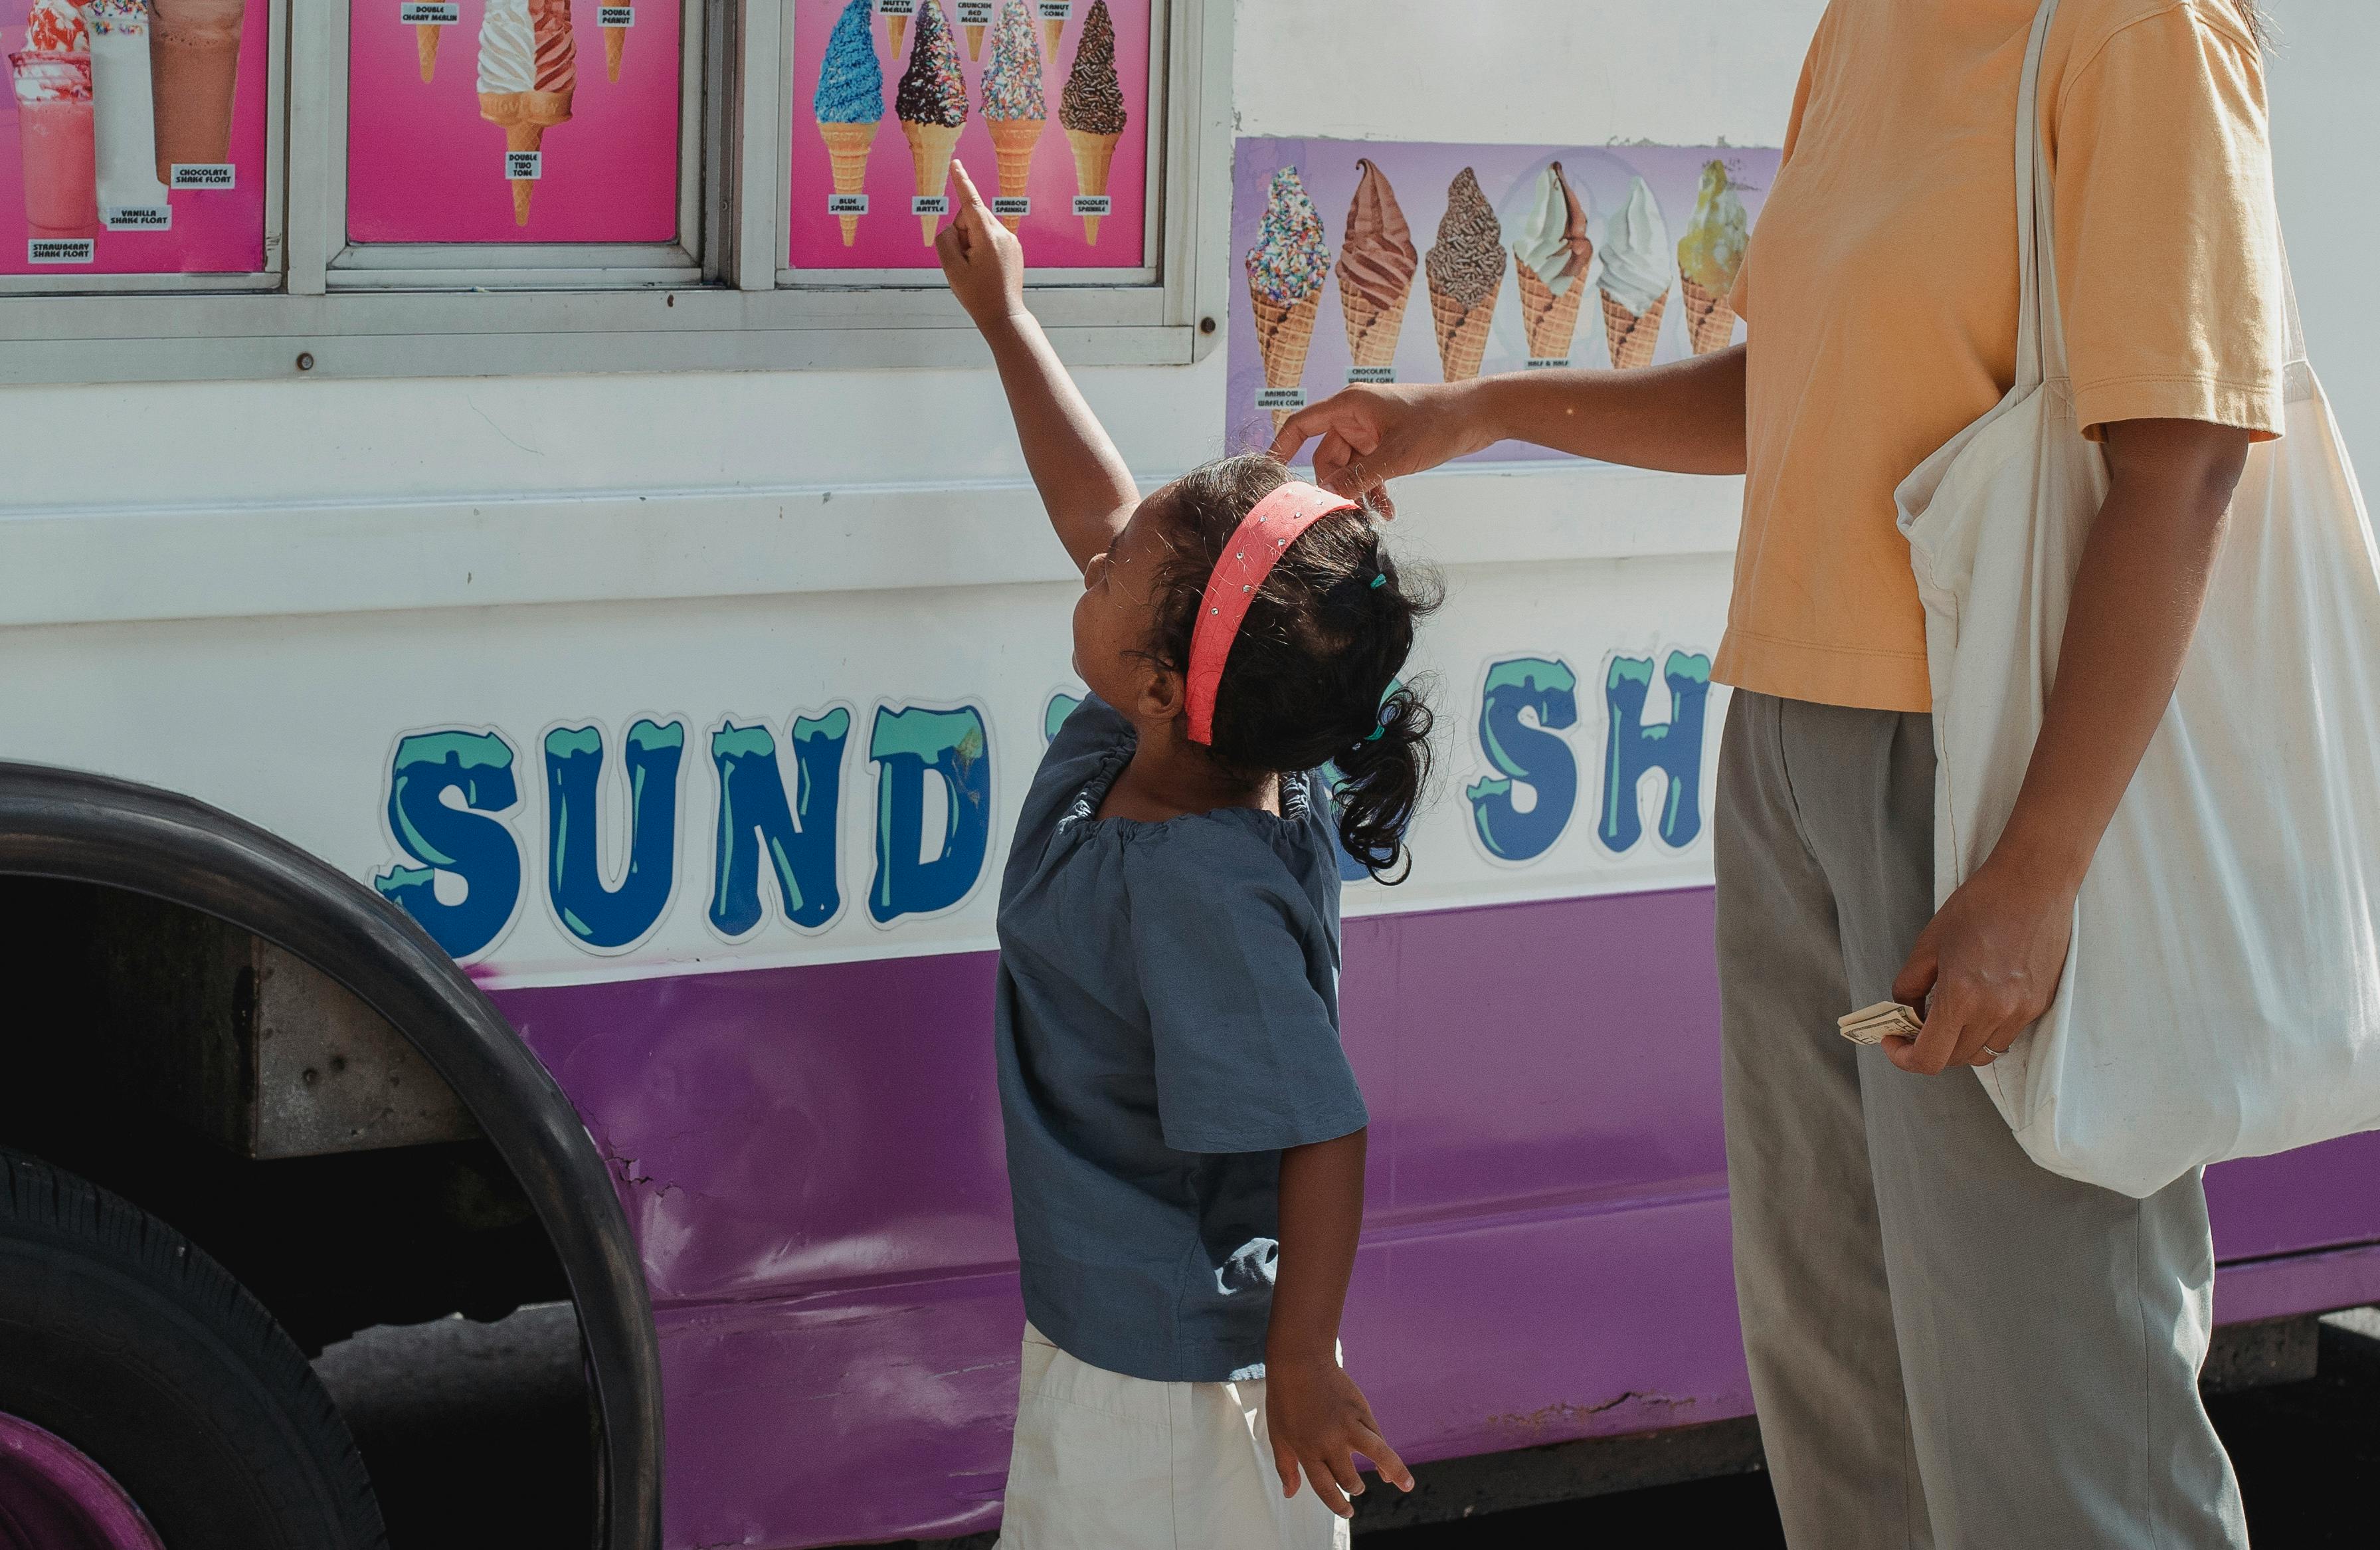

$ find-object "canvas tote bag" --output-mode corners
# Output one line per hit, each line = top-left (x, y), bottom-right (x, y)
(1893, 0), (2380, 1198)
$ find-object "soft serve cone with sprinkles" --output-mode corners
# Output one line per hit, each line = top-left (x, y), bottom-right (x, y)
(1678, 159), (1750, 353)
(895, 1), (967, 246)
(980, 1), (1045, 233)
(1057, 0), (1125, 243)
(1246, 167), (1331, 431)
(1425, 169), (1503, 383)
(815, 0), (883, 246)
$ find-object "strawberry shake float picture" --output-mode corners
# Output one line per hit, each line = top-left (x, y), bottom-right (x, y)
(814, 0), (883, 247)
(1056, 0), (1123, 243)
(480, 0), (576, 227)
(1598, 175), (1671, 369)
(85, 1), (168, 221)
(1425, 167), (1503, 383)
(1245, 165), (1330, 431)
(978, 0), (1044, 233)
(147, 0), (246, 184)
(1336, 157), (1418, 375)
(1677, 158), (1750, 353)
(10, 0), (95, 239)
(893, 0), (965, 246)
(1510, 161), (1594, 365)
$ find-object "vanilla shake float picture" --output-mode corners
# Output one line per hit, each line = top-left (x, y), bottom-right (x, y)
(85, 1), (169, 222)
(11, 0), (96, 239)
(147, 0), (246, 184)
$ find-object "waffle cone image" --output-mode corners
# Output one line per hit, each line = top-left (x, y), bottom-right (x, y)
(1429, 274), (1500, 383)
(1065, 128), (1119, 242)
(1340, 288), (1409, 372)
(1681, 276), (1737, 353)
(604, 25), (626, 82)
(416, 23), (442, 82)
(1040, 15), (1063, 58)
(1516, 264), (1587, 364)
(887, 14), (907, 58)
(481, 89), (572, 227)
(965, 22), (986, 57)
(1250, 281), (1322, 432)
(1600, 287), (1668, 369)
(986, 118), (1042, 232)
(818, 120), (878, 245)
(903, 118), (962, 244)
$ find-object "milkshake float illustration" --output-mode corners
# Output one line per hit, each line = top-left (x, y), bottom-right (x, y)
(1511, 161), (1594, 363)
(979, 0), (1044, 233)
(814, 0), (883, 247)
(86, 1), (168, 218)
(1057, 0), (1123, 242)
(1425, 167), (1503, 383)
(1245, 167), (1330, 431)
(1677, 159), (1749, 354)
(894, 1), (966, 246)
(1336, 158), (1417, 375)
(11, 0), (96, 237)
(480, 0), (576, 227)
(148, 0), (245, 184)
(1598, 176), (1671, 369)
(416, 11), (445, 82)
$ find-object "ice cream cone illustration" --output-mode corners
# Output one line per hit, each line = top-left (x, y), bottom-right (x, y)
(1677, 159), (1750, 353)
(979, 1), (1045, 232)
(479, 0), (576, 227)
(1039, 4), (1066, 60)
(895, 1), (966, 245)
(604, 24), (626, 82)
(1245, 167), (1332, 432)
(1336, 158), (1416, 373)
(1425, 168), (1503, 383)
(814, 0), (883, 246)
(885, 7), (908, 60)
(148, 0), (245, 184)
(1057, 0), (1123, 243)
(1598, 176), (1671, 369)
(1510, 161), (1594, 363)
(417, 20), (444, 82)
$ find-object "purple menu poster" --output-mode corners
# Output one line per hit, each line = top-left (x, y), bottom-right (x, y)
(1230, 138), (1782, 464)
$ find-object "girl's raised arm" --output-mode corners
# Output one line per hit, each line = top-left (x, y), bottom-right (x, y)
(937, 161), (1139, 573)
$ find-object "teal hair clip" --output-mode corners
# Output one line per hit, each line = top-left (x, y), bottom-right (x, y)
(1364, 724), (1386, 742)
(1369, 573), (1388, 589)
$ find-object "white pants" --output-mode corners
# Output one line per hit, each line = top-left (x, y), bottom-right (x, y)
(995, 1323), (1351, 1550)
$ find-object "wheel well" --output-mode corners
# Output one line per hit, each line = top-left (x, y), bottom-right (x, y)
(0, 764), (660, 1550)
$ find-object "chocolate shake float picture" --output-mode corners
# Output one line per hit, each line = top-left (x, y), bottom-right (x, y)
(148, 0), (245, 184)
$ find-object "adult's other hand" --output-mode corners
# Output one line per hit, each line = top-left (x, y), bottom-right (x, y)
(1267, 381), (1492, 517)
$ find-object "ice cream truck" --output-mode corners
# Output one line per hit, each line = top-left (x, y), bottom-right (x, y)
(1, 3), (2375, 1547)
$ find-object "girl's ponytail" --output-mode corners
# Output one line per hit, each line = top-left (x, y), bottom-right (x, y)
(1329, 684), (1433, 884)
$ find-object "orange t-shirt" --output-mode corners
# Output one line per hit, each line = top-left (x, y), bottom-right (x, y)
(1716, 0), (2287, 713)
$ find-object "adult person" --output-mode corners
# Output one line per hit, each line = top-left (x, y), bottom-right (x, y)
(1272, 2), (2283, 1545)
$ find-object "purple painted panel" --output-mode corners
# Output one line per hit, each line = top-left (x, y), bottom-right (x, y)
(496, 887), (2380, 1550)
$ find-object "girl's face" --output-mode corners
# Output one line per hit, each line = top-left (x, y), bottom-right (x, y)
(1073, 484), (1184, 725)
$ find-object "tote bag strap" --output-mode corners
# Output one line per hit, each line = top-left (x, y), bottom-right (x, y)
(2276, 230), (2310, 375)
(2014, 0), (2068, 395)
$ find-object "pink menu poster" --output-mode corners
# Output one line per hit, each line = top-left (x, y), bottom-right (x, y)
(0, 1), (268, 275)
(347, 1), (682, 244)
(789, 0), (1149, 271)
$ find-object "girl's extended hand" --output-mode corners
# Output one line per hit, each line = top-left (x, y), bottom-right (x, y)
(1267, 381), (1493, 516)
(935, 159), (1025, 330)
(1264, 1355), (1412, 1519)
(1886, 855), (2078, 1074)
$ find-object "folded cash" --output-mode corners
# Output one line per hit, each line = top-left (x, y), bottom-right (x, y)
(1837, 1000), (1924, 1046)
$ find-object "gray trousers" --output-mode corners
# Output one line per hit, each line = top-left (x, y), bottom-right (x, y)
(1714, 690), (2248, 1550)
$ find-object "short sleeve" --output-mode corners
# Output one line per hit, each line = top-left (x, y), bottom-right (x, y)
(2051, 5), (2285, 441)
(1123, 846), (1367, 1155)
(1731, 12), (1826, 322)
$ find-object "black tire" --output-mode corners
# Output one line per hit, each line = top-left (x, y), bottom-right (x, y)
(0, 1148), (387, 1550)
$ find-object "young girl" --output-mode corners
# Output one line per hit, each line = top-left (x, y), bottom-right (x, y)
(936, 161), (1429, 1549)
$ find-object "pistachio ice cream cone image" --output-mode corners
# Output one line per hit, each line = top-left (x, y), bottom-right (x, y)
(1057, 0), (1124, 243)
(1677, 159), (1750, 353)
(815, 0), (884, 246)
(1335, 158), (1417, 373)
(1598, 176), (1671, 369)
(479, 0), (576, 227)
(895, 1), (967, 246)
(1510, 161), (1594, 364)
(980, 0), (1046, 233)
(1425, 168), (1503, 383)
(1245, 166), (1331, 431)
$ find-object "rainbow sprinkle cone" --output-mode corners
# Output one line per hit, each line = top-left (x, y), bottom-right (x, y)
(986, 118), (1042, 233)
(1251, 282), (1322, 432)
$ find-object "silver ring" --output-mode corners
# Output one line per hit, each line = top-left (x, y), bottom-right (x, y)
(1982, 1044), (2012, 1059)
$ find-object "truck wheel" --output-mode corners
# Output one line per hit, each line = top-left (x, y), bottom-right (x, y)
(0, 1149), (387, 1550)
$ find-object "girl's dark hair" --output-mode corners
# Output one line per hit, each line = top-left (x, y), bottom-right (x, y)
(1142, 454), (1442, 882)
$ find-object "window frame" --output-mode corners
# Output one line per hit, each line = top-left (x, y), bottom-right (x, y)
(0, 0), (1230, 384)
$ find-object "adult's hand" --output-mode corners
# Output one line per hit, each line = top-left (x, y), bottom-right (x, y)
(1886, 856), (2076, 1074)
(1267, 381), (1493, 516)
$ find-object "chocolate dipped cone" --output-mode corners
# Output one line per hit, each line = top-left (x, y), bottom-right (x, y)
(903, 118), (962, 244)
